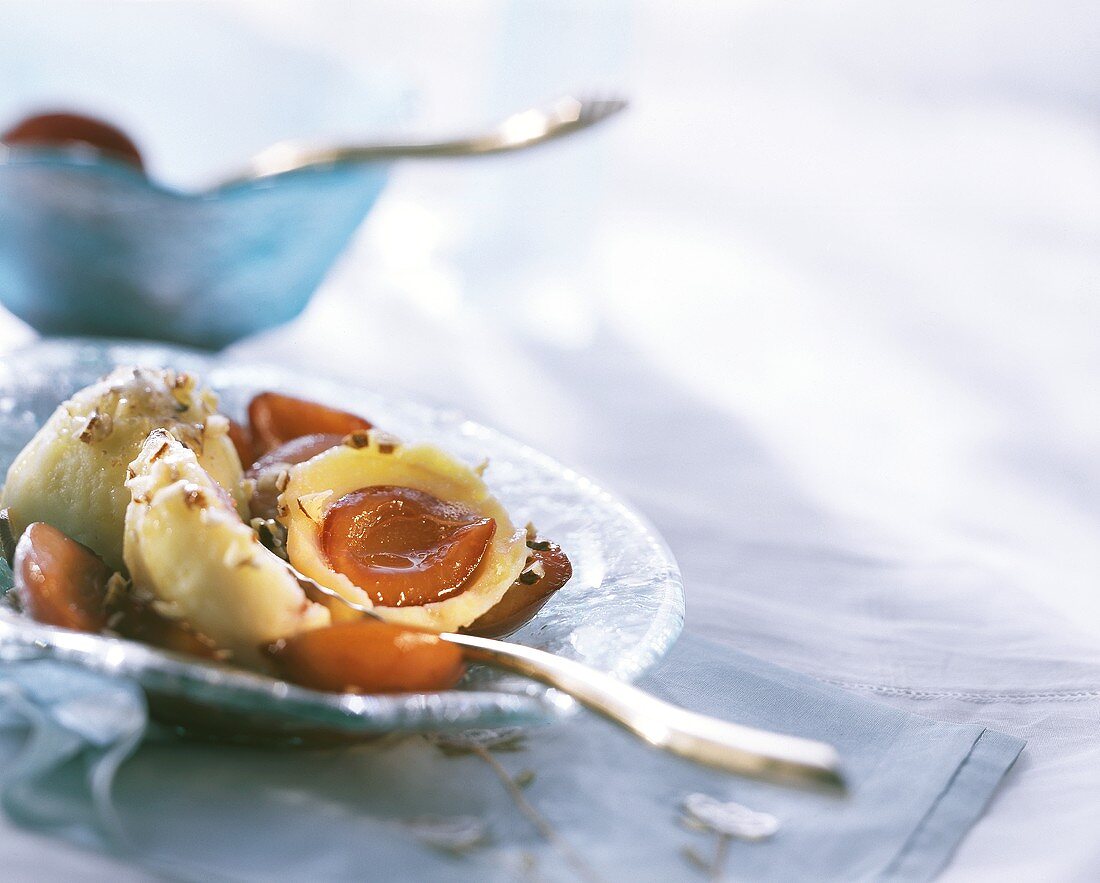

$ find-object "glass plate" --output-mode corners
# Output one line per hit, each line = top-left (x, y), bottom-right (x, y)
(0, 339), (684, 742)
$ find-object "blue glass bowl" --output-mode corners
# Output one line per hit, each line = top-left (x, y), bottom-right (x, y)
(0, 149), (388, 349)
(0, 2), (408, 349)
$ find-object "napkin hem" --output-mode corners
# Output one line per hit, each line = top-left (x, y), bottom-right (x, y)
(881, 727), (1024, 882)
(824, 679), (1100, 704)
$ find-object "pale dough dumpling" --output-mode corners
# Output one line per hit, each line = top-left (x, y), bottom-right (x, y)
(124, 430), (330, 668)
(1, 367), (246, 571)
(279, 434), (528, 633)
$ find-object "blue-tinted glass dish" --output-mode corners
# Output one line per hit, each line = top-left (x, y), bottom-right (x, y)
(0, 149), (389, 349)
(0, 339), (685, 741)
(0, 2), (408, 349)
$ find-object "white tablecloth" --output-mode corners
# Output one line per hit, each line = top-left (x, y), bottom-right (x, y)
(0, 2), (1097, 879)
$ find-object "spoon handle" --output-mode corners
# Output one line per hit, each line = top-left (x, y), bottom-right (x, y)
(442, 632), (844, 792)
(227, 95), (627, 186)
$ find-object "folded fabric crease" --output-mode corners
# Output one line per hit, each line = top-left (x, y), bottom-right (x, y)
(0, 635), (1023, 882)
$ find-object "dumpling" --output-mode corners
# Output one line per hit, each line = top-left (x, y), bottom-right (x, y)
(124, 430), (329, 668)
(1, 367), (245, 571)
(278, 432), (528, 633)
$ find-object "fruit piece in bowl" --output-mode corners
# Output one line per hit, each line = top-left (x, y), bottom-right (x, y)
(2, 111), (146, 170)
(13, 520), (221, 660)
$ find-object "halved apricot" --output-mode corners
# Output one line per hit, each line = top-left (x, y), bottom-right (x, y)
(12, 521), (221, 659)
(248, 392), (371, 456)
(13, 522), (111, 631)
(266, 619), (465, 693)
(320, 486), (496, 607)
(248, 433), (346, 474)
(464, 540), (572, 638)
(2, 111), (145, 169)
(246, 433), (351, 519)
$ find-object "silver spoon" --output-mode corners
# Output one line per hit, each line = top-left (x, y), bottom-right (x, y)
(292, 568), (844, 792)
(221, 95), (628, 187)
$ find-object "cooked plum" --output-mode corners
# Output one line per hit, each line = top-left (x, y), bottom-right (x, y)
(267, 619), (465, 694)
